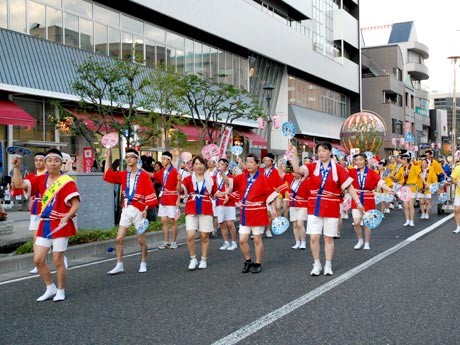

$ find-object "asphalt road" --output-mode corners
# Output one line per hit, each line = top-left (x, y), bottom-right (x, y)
(1, 207), (459, 345)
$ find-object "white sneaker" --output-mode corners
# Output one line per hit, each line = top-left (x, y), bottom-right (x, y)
(170, 242), (178, 249)
(384, 208), (390, 214)
(398, 204), (403, 210)
(323, 265), (333, 276)
(53, 289), (65, 302)
(409, 221), (415, 227)
(363, 243), (370, 250)
(219, 242), (230, 250)
(158, 242), (170, 249)
(198, 260), (207, 269)
(291, 242), (300, 249)
(389, 204), (395, 209)
(36, 284), (57, 302)
(453, 228), (460, 234)
(354, 240), (364, 250)
(420, 214), (426, 219)
(266, 231), (273, 238)
(403, 221), (410, 227)
(138, 262), (147, 273)
(299, 241), (307, 250)
(188, 258), (198, 270)
(29, 267), (38, 274)
(425, 214), (430, 219)
(108, 263), (124, 275)
(310, 262), (322, 276)
(227, 242), (238, 251)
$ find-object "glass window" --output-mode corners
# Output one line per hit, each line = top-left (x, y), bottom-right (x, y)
(134, 36), (144, 64)
(176, 48), (184, 74)
(121, 32), (133, 61)
(209, 48), (218, 78)
(46, 7), (62, 43)
(184, 38), (194, 74)
(194, 42), (203, 76)
(94, 23), (107, 55)
(121, 14), (142, 35)
(240, 57), (248, 90)
(10, 0), (26, 33)
(223, 52), (233, 84)
(108, 27), (120, 58)
(201, 44), (211, 79)
(94, 4), (119, 27)
(29, 1), (46, 39)
(144, 24), (164, 44)
(80, 18), (93, 51)
(64, 12), (78, 48)
(156, 44), (166, 66)
(167, 47), (176, 71)
(37, 0), (61, 7)
(166, 31), (184, 51)
(145, 40), (155, 68)
(232, 55), (239, 87)
(218, 49), (225, 83)
(63, 0), (92, 18)
(0, 0), (7, 29)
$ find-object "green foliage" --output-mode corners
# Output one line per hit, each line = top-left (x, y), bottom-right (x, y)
(14, 217), (183, 255)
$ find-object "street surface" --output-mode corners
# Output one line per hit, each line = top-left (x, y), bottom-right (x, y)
(1, 208), (459, 345)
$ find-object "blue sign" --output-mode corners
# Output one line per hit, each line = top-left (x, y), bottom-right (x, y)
(404, 132), (415, 143)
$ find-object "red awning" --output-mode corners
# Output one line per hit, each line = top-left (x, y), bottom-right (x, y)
(0, 100), (36, 127)
(236, 129), (268, 148)
(331, 142), (347, 152)
(296, 137), (316, 148)
(173, 124), (219, 141)
(66, 109), (124, 132)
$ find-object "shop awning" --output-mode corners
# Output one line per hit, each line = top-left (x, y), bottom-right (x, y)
(331, 142), (347, 152)
(66, 109), (124, 132)
(235, 129), (268, 148)
(173, 124), (219, 141)
(0, 100), (36, 127)
(296, 137), (316, 148)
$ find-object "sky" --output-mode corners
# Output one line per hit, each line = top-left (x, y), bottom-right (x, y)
(360, 0), (460, 94)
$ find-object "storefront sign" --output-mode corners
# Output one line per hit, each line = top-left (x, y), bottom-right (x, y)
(83, 147), (94, 173)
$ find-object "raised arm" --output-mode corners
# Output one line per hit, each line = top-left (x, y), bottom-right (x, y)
(11, 156), (28, 190)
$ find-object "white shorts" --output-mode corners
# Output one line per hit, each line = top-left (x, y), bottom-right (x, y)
(239, 226), (265, 236)
(306, 215), (339, 237)
(351, 209), (364, 219)
(417, 193), (432, 199)
(158, 205), (178, 219)
(185, 214), (214, 232)
(215, 206), (236, 223)
(289, 207), (308, 222)
(35, 236), (69, 252)
(119, 205), (144, 230)
(29, 215), (40, 231)
(454, 196), (460, 206)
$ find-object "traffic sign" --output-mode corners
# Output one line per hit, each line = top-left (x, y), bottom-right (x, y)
(404, 132), (415, 143)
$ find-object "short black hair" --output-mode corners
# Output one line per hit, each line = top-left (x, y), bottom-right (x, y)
(246, 153), (260, 163)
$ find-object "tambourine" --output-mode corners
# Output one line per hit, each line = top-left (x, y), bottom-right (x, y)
(397, 186), (413, 202)
(101, 132), (119, 149)
(201, 144), (220, 160)
(281, 122), (296, 139)
(362, 209), (384, 230)
(271, 216), (290, 235)
(231, 145), (243, 156)
(429, 182), (439, 194)
(6, 146), (31, 156)
(136, 218), (149, 235)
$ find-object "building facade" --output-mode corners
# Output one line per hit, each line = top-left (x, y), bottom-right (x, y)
(361, 21), (430, 157)
(0, 0), (360, 173)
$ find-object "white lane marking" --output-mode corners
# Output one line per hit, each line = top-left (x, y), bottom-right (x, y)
(211, 215), (454, 345)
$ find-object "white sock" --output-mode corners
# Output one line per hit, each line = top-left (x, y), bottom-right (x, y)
(224, 241), (230, 245)
(295, 241), (300, 246)
(201, 257), (207, 261)
(47, 283), (57, 291)
(325, 260), (332, 267)
(115, 262), (123, 268)
(232, 241), (237, 245)
(314, 259), (320, 265)
(190, 255), (196, 260)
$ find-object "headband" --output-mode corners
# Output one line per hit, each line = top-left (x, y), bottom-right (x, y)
(125, 152), (139, 158)
(162, 154), (172, 160)
(45, 153), (63, 161)
(34, 155), (45, 159)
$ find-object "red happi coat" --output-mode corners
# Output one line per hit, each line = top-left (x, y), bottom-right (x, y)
(348, 167), (382, 211)
(153, 165), (179, 206)
(288, 177), (310, 208)
(28, 174), (80, 238)
(181, 173), (217, 216)
(260, 167), (289, 195)
(213, 171), (236, 207)
(305, 161), (353, 218)
(24, 172), (43, 216)
(104, 169), (158, 211)
(232, 170), (278, 226)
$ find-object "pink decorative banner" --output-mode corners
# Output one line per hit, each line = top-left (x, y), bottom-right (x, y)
(218, 126), (232, 158)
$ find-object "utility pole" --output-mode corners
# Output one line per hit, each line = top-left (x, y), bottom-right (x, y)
(448, 56), (460, 157)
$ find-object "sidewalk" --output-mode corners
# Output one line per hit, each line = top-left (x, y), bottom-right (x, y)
(0, 208), (188, 281)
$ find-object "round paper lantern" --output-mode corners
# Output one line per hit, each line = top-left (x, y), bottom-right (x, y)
(271, 115), (280, 129)
(340, 110), (386, 154)
(258, 117), (266, 130)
